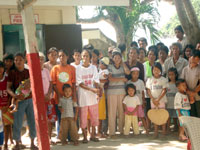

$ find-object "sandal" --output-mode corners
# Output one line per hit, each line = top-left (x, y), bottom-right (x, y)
(82, 139), (88, 144)
(90, 137), (99, 142)
(30, 145), (38, 150)
(74, 141), (79, 146)
(179, 135), (188, 142)
(12, 145), (20, 150)
(19, 144), (26, 149)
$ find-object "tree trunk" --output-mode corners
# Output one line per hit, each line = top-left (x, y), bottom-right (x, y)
(173, 0), (200, 46)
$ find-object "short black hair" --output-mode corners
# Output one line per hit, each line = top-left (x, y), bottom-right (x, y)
(59, 49), (69, 56)
(130, 41), (138, 47)
(139, 48), (146, 56)
(92, 49), (100, 57)
(82, 49), (92, 59)
(73, 49), (81, 55)
(15, 53), (25, 59)
(159, 45), (169, 55)
(153, 62), (162, 74)
(118, 44), (126, 53)
(176, 79), (185, 87)
(168, 67), (178, 82)
(148, 45), (158, 60)
(47, 47), (58, 55)
(62, 84), (71, 91)
(83, 44), (94, 50)
(138, 37), (148, 45)
(3, 54), (14, 61)
(125, 83), (137, 95)
(112, 51), (122, 58)
(174, 25), (184, 34)
(128, 47), (139, 55)
(0, 61), (5, 68)
(156, 42), (165, 47)
(191, 49), (200, 58)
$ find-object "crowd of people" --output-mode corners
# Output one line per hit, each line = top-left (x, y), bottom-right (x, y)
(0, 25), (200, 150)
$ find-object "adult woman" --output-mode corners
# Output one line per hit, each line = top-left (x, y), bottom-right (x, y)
(51, 50), (76, 140)
(164, 42), (188, 77)
(125, 47), (144, 81)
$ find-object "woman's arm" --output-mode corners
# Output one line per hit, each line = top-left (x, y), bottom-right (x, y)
(122, 62), (130, 75)
(157, 88), (167, 102)
(108, 74), (127, 82)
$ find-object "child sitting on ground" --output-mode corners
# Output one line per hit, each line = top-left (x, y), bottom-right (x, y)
(174, 79), (191, 141)
(123, 84), (140, 136)
(9, 79), (31, 113)
(58, 84), (79, 146)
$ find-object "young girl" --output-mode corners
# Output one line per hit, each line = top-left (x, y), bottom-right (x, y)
(166, 68), (178, 133)
(44, 47), (58, 71)
(76, 49), (100, 143)
(98, 57), (109, 137)
(39, 52), (56, 144)
(127, 67), (149, 135)
(91, 49), (100, 68)
(51, 50), (76, 140)
(146, 62), (168, 139)
(123, 84), (140, 136)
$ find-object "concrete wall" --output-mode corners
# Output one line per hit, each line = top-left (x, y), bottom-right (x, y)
(0, 6), (76, 60)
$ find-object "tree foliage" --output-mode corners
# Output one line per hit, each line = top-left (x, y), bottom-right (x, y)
(77, 0), (160, 47)
(161, 0), (200, 37)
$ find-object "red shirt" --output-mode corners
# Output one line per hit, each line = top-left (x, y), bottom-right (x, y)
(8, 68), (32, 99)
(0, 75), (9, 107)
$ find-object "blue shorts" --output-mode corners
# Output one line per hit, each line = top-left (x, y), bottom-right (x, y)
(176, 109), (190, 126)
(0, 131), (4, 146)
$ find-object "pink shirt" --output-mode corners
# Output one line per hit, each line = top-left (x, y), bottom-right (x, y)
(41, 68), (51, 95)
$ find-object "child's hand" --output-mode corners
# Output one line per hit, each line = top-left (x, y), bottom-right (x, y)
(59, 108), (64, 113)
(44, 94), (50, 102)
(15, 94), (25, 100)
(91, 88), (100, 95)
(142, 101), (146, 108)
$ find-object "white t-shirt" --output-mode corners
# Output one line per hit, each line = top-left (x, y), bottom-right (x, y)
(76, 64), (100, 107)
(70, 62), (81, 69)
(123, 95), (140, 108)
(127, 79), (145, 104)
(174, 92), (191, 110)
(99, 69), (109, 80)
(146, 76), (168, 103)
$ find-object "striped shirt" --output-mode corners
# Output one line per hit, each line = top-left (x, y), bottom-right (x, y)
(107, 64), (126, 95)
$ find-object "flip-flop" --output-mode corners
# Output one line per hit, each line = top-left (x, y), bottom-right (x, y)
(90, 137), (99, 142)
(82, 139), (88, 144)
(12, 145), (20, 150)
(30, 145), (38, 150)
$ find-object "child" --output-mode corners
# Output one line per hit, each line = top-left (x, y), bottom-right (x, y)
(9, 79), (31, 113)
(174, 79), (191, 141)
(0, 109), (3, 150)
(127, 67), (149, 135)
(98, 57), (109, 137)
(123, 84), (140, 136)
(107, 49), (130, 137)
(58, 84), (79, 146)
(39, 52), (56, 144)
(0, 61), (9, 150)
(44, 47), (58, 71)
(166, 68), (178, 133)
(181, 50), (200, 117)
(76, 49), (100, 143)
(146, 62), (168, 139)
(71, 49), (81, 69)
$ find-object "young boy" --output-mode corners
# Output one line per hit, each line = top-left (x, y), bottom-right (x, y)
(7, 53), (37, 150)
(174, 79), (191, 141)
(181, 50), (200, 117)
(58, 84), (79, 146)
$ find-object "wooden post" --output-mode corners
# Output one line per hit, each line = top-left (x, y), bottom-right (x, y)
(19, 1), (50, 150)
